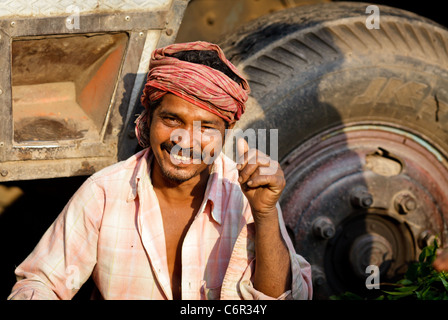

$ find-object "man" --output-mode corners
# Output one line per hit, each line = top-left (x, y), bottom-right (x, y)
(9, 41), (312, 300)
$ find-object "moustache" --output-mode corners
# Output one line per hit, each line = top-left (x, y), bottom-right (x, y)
(161, 142), (202, 159)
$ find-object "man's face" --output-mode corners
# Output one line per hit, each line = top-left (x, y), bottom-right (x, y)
(149, 93), (231, 184)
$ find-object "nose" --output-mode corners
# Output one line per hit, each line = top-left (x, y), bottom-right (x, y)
(170, 124), (201, 150)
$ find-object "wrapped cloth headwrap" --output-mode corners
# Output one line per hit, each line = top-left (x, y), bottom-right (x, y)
(135, 41), (250, 148)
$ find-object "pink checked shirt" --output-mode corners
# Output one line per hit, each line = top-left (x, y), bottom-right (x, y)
(9, 149), (312, 300)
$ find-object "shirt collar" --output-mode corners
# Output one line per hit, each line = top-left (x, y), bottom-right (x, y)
(127, 148), (152, 202)
(128, 148), (227, 225)
(203, 156), (224, 225)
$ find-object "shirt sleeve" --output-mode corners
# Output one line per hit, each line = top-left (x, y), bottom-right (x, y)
(8, 177), (104, 300)
(238, 204), (313, 300)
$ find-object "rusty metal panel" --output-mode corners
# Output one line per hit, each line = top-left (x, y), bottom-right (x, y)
(176, 0), (329, 43)
(0, 0), (172, 17)
(0, 0), (191, 181)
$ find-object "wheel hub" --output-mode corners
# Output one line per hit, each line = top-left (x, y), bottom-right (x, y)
(281, 124), (448, 299)
(349, 232), (393, 279)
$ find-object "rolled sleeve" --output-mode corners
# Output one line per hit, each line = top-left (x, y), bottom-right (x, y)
(238, 249), (312, 300)
(8, 177), (104, 300)
(226, 204), (312, 300)
(278, 204), (313, 300)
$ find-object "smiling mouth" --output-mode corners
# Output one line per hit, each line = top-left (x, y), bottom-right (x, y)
(172, 153), (192, 162)
(162, 143), (201, 164)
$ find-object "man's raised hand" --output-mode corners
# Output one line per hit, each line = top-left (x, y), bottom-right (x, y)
(236, 138), (286, 219)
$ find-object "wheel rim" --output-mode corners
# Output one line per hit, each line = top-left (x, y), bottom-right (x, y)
(280, 123), (448, 298)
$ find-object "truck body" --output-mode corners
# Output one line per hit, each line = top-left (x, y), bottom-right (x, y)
(1, 0), (448, 299)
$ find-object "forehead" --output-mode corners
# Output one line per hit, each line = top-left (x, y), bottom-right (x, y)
(157, 93), (227, 126)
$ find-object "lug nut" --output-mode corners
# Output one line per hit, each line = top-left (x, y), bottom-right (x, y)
(394, 192), (417, 215)
(313, 217), (335, 239)
(311, 265), (326, 287)
(351, 186), (373, 208)
(418, 230), (439, 249)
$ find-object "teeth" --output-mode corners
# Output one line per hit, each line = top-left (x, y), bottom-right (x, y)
(172, 154), (191, 161)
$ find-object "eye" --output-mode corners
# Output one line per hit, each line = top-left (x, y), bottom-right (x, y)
(161, 115), (180, 126)
(201, 125), (217, 132)
(201, 126), (221, 139)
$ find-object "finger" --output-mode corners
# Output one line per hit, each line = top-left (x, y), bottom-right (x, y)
(238, 154), (273, 184)
(259, 159), (280, 176)
(246, 174), (272, 188)
(246, 171), (284, 192)
(246, 174), (270, 188)
(245, 175), (286, 195)
(238, 161), (258, 184)
(237, 148), (257, 170)
(237, 138), (249, 159)
(236, 138), (250, 169)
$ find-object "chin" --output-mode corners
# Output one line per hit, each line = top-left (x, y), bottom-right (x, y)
(161, 167), (196, 183)
(153, 144), (209, 184)
(158, 157), (203, 183)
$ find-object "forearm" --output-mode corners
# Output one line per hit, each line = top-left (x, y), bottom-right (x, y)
(236, 139), (310, 299)
(253, 207), (292, 298)
(8, 177), (102, 300)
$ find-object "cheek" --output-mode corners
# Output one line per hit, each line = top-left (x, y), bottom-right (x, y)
(149, 121), (171, 148)
(200, 132), (224, 152)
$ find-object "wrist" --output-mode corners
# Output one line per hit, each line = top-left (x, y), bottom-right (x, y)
(252, 207), (279, 225)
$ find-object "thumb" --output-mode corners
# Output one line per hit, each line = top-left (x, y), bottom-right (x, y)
(237, 138), (249, 161)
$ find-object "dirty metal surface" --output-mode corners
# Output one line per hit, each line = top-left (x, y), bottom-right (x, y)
(0, 157), (115, 181)
(280, 124), (448, 299)
(14, 118), (85, 142)
(0, 1), (189, 181)
(12, 33), (127, 86)
(0, 0), (172, 17)
(0, 10), (168, 37)
(0, 0), (192, 181)
(176, 0), (329, 43)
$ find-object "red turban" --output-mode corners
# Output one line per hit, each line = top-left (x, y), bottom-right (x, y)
(142, 41), (250, 122)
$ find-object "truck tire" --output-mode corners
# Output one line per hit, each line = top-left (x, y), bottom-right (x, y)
(219, 2), (448, 299)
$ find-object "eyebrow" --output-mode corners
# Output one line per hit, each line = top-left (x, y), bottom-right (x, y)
(158, 111), (179, 119)
(158, 111), (222, 126)
(200, 119), (221, 126)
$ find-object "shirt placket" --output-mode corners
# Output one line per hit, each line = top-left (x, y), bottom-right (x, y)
(137, 176), (173, 300)
(180, 201), (206, 300)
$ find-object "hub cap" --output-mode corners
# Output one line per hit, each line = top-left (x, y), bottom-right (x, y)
(281, 124), (448, 298)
